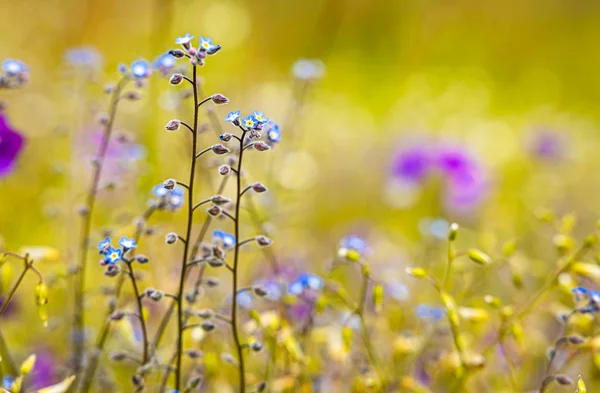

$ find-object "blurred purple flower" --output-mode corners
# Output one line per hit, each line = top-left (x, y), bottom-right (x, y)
(390, 144), (432, 184)
(31, 349), (56, 388)
(0, 113), (25, 177)
(528, 129), (565, 161)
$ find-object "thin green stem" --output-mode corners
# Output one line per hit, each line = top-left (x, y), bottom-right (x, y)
(0, 264), (28, 317)
(73, 76), (128, 377)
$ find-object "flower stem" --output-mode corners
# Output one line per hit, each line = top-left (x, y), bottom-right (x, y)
(231, 128), (248, 393)
(174, 64), (200, 391)
(0, 262), (28, 317)
(73, 77), (127, 378)
(126, 262), (149, 364)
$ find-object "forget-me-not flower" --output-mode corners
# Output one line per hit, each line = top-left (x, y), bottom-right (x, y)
(130, 59), (152, 79)
(118, 236), (137, 250)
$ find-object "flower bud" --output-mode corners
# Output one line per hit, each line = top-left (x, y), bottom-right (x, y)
(163, 178), (176, 190)
(207, 257), (225, 268)
(467, 249), (492, 265)
(105, 264), (121, 277)
(110, 351), (127, 361)
(220, 133), (232, 142)
(207, 205), (222, 217)
(251, 341), (263, 352)
(219, 165), (231, 176)
(405, 267), (427, 278)
(211, 195), (231, 206)
(19, 354), (36, 375)
(211, 144), (230, 155)
(257, 382), (267, 392)
(186, 349), (203, 359)
(170, 73), (184, 85)
(577, 376), (587, 393)
(211, 94), (229, 105)
(253, 141), (271, 152)
(123, 91), (141, 101)
(252, 285), (268, 297)
(448, 223), (459, 241)
(255, 235), (272, 246)
(165, 233), (178, 244)
(205, 277), (220, 287)
(251, 183), (268, 193)
(201, 321), (215, 332)
(149, 290), (164, 301)
(567, 335), (586, 345)
(132, 374), (143, 386)
(197, 309), (214, 319)
(555, 375), (573, 386)
(110, 310), (126, 321)
(187, 376), (202, 389)
(221, 353), (237, 366)
(165, 119), (180, 131)
(169, 49), (186, 58)
(135, 254), (149, 264)
(35, 282), (48, 306)
(372, 284), (384, 313)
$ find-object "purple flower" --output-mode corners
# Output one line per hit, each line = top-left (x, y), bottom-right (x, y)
(528, 129), (565, 161)
(0, 114), (25, 177)
(30, 350), (56, 388)
(390, 144), (432, 184)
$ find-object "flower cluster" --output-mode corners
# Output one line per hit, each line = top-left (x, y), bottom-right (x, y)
(288, 273), (324, 296)
(97, 236), (137, 265)
(0, 59), (29, 89)
(172, 33), (221, 67)
(153, 183), (184, 210)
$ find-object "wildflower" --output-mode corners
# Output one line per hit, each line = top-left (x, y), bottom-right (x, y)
(104, 247), (123, 264)
(64, 46), (103, 69)
(288, 273), (323, 295)
(199, 36), (221, 55)
(130, 59), (152, 79)
(242, 115), (257, 129)
(225, 110), (241, 125)
(118, 63), (128, 74)
(390, 144), (432, 184)
(176, 33), (194, 49)
(97, 237), (112, 254)
(236, 291), (253, 309)
(0, 114), (25, 177)
(118, 236), (137, 250)
(252, 111), (269, 124)
(292, 59), (326, 81)
(265, 121), (282, 144)
(153, 52), (177, 76)
(213, 230), (236, 250)
(415, 304), (445, 320)
(338, 235), (369, 262)
(3, 59), (28, 76)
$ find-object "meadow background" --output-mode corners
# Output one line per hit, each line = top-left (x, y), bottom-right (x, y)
(2, 0), (600, 392)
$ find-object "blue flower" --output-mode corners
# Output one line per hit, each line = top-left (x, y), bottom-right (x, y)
(131, 59), (152, 79)
(104, 247), (123, 264)
(98, 237), (111, 254)
(265, 121), (282, 143)
(153, 52), (177, 75)
(2, 376), (15, 390)
(288, 273), (323, 295)
(153, 184), (184, 210)
(175, 33), (194, 46)
(119, 236), (137, 250)
(340, 235), (369, 253)
(199, 36), (221, 54)
(64, 46), (103, 69)
(3, 59), (28, 75)
(117, 63), (128, 74)
(252, 111), (269, 124)
(236, 291), (253, 309)
(213, 230), (236, 249)
(416, 304), (445, 320)
(242, 115), (257, 129)
(225, 110), (241, 124)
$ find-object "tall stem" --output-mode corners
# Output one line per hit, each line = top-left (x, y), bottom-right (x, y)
(231, 128), (248, 393)
(175, 65), (199, 391)
(127, 263), (149, 364)
(73, 77), (127, 377)
(0, 265), (28, 317)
